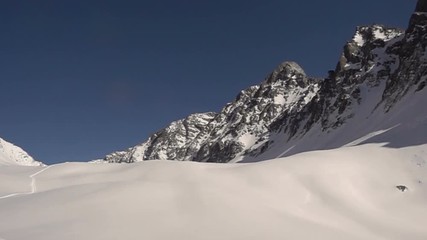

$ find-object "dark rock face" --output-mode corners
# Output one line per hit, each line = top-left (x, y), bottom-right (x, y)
(192, 62), (319, 163)
(415, 0), (427, 12)
(265, 25), (404, 141)
(408, 4), (427, 33)
(105, 61), (320, 163)
(104, 112), (217, 163)
(396, 185), (409, 192)
(383, 9), (427, 110)
(103, 2), (427, 164)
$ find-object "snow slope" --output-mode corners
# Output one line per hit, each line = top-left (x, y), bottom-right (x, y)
(242, 75), (427, 162)
(0, 138), (44, 166)
(0, 144), (426, 240)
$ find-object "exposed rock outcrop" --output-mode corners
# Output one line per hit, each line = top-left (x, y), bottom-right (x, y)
(103, 2), (427, 164)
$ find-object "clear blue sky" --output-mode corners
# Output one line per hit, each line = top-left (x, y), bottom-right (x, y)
(0, 0), (416, 164)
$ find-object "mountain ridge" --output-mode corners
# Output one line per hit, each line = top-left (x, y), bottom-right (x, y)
(103, 2), (427, 164)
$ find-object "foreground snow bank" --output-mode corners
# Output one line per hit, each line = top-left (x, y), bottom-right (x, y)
(0, 144), (426, 240)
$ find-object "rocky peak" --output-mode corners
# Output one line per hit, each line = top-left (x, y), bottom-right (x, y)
(110, 112), (217, 163)
(381, 2), (427, 109)
(415, 0), (427, 12)
(266, 61), (308, 87)
(409, 0), (427, 33)
(338, 25), (404, 74)
(271, 61), (306, 79)
(103, 60), (320, 163)
(101, 1), (426, 164)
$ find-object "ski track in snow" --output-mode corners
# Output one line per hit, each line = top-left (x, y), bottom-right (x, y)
(342, 124), (400, 148)
(0, 165), (53, 200)
(0, 166), (53, 240)
(276, 145), (295, 158)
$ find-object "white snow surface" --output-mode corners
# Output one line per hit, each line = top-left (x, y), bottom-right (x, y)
(353, 32), (365, 47)
(0, 144), (426, 240)
(352, 25), (403, 47)
(0, 138), (44, 166)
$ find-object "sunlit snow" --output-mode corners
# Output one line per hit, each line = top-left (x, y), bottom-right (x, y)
(0, 144), (426, 240)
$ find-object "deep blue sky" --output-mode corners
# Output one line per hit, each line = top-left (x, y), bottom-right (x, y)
(0, 0), (416, 164)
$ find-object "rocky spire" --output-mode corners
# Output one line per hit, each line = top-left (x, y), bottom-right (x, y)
(265, 61), (308, 87)
(271, 61), (306, 79)
(408, 0), (427, 34)
(415, 0), (427, 12)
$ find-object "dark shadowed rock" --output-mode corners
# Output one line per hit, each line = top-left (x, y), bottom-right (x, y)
(409, 0), (427, 31)
(415, 0), (427, 12)
(396, 185), (409, 192)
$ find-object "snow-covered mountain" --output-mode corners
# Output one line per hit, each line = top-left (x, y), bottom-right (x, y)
(0, 137), (44, 166)
(103, 3), (427, 164)
(1, 2), (427, 240)
(105, 62), (320, 163)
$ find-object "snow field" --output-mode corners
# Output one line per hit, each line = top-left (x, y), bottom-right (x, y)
(0, 144), (426, 240)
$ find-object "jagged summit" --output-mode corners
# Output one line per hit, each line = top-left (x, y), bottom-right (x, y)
(265, 61), (312, 93)
(104, 59), (320, 163)
(337, 25), (404, 77)
(409, 0), (427, 34)
(351, 25), (403, 46)
(271, 61), (306, 78)
(264, 61), (310, 89)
